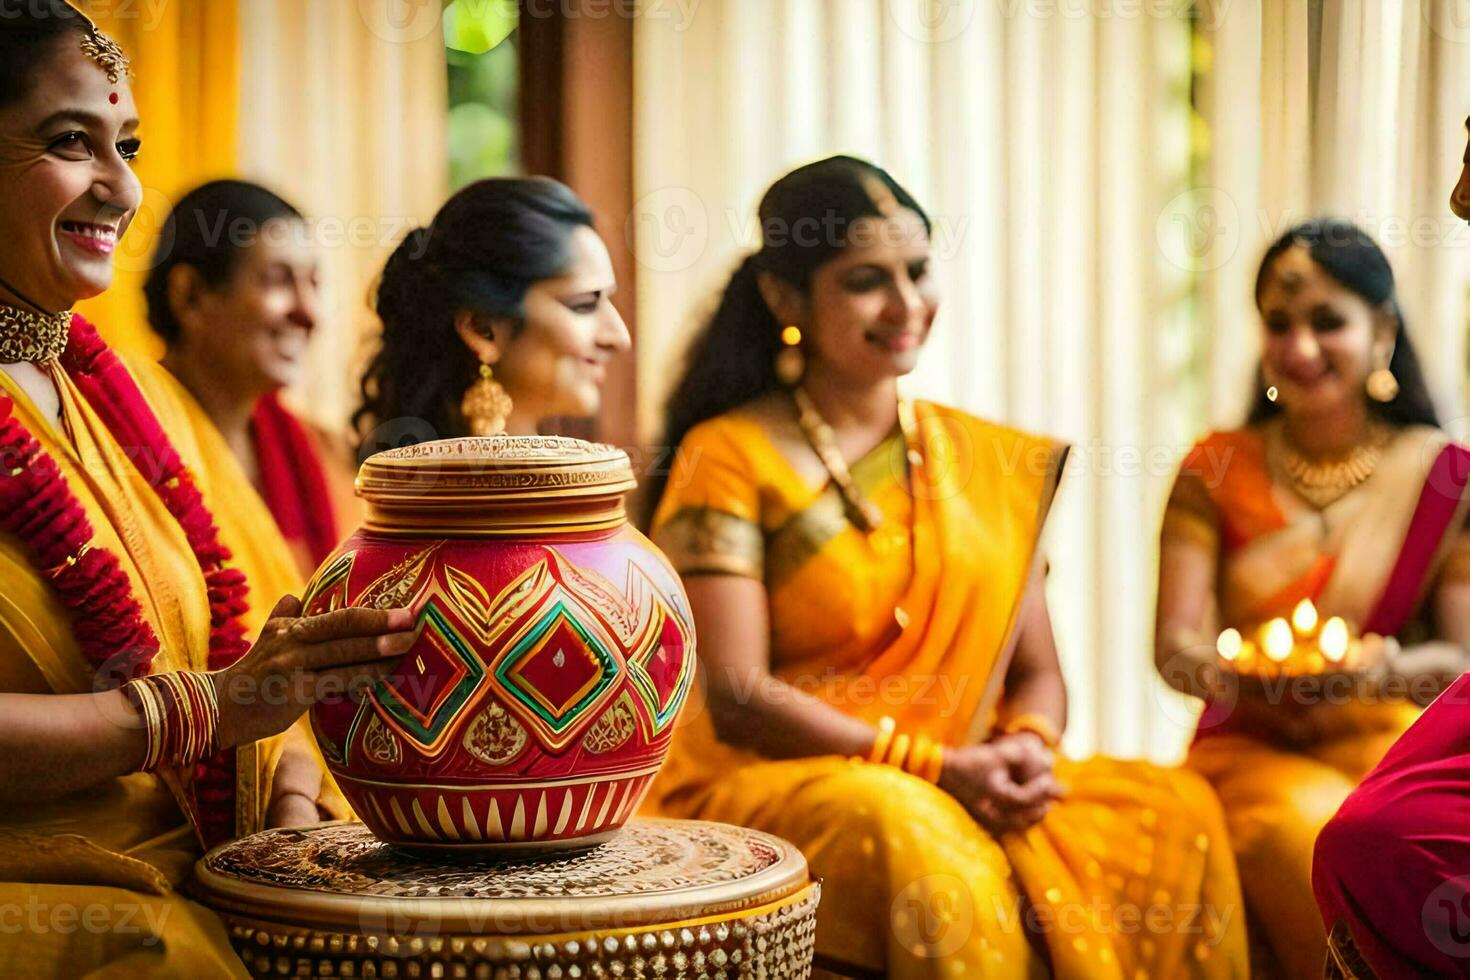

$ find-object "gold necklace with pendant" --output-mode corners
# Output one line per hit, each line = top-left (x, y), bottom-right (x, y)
(792, 387), (923, 630)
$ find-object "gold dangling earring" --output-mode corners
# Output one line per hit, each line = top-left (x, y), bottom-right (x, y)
(1366, 345), (1399, 403)
(461, 362), (513, 436)
(1266, 384), (1279, 403)
(775, 325), (805, 387)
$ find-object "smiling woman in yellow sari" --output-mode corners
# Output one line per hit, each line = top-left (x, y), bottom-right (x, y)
(646, 156), (1247, 979)
(0, 6), (417, 974)
(1156, 220), (1470, 979)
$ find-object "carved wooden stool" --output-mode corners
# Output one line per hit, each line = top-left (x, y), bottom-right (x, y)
(192, 818), (819, 978)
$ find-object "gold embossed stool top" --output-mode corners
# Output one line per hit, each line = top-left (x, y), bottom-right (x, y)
(192, 818), (820, 979)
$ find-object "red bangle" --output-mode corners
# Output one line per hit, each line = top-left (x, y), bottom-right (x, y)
(124, 671), (219, 771)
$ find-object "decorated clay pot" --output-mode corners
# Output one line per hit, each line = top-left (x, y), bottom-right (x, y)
(303, 437), (696, 854)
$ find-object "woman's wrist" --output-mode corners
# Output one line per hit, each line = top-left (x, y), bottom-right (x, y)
(1382, 640), (1465, 697)
(993, 729), (1049, 754)
(1159, 629), (1220, 697)
(270, 788), (319, 808)
(124, 670), (220, 772)
(267, 789), (323, 828)
(936, 743), (981, 799)
(865, 716), (946, 783)
(996, 712), (1061, 749)
(207, 669), (237, 751)
(936, 744), (956, 794)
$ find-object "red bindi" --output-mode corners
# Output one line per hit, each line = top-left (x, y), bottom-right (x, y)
(109, 92), (119, 105)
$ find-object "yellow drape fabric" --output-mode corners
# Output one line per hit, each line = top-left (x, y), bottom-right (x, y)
(130, 359), (304, 617)
(74, 0), (240, 357)
(0, 352), (339, 976)
(135, 359), (352, 823)
(1166, 424), (1444, 979)
(648, 402), (1249, 979)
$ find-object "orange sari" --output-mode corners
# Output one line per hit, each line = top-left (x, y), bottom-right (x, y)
(649, 401), (1248, 979)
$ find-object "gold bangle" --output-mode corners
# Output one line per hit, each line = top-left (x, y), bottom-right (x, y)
(867, 716), (897, 763)
(127, 677), (164, 771)
(923, 743), (947, 784)
(124, 671), (221, 772)
(886, 733), (912, 770)
(999, 712), (1061, 749)
(902, 734), (930, 775)
(905, 735), (945, 785)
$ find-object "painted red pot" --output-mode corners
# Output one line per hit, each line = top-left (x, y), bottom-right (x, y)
(302, 436), (696, 854)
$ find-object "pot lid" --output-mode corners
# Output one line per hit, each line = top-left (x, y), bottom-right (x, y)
(355, 436), (637, 536)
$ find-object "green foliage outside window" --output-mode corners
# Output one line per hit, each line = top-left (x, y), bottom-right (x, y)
(445, 0), (520, 190)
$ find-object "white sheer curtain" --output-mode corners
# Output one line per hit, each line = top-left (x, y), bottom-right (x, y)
(634, 0), (1198, 759)
(1197, 0), (1470, 427)
(634, 0), (1470, 761)
(236, 0), (450, 428)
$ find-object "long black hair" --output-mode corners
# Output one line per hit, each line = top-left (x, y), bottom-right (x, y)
(0, 1), (92, 109)
(143, 180), (305, 345)
(1248, 219), (1439, 428)
(353, 177), (595, 461)
(646, 155), (931, 517)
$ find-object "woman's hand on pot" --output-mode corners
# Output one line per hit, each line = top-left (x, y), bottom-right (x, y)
(211, 595), (419, 751)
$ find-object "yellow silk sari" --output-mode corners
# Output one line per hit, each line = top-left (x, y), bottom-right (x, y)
(649, 402), (1248, 979)
(1166, 422), (1462, 980)
(0, 355), (338, 977)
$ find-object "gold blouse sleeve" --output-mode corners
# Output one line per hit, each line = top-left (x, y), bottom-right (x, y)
(1161, 468), (1220, 554)
(652, 420), (765, 580)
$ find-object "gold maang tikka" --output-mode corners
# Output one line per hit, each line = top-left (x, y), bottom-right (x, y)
(70, 5), (132, 84)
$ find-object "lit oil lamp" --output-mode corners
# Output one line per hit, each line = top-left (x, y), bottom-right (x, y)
(1215, 600), (1362, 677)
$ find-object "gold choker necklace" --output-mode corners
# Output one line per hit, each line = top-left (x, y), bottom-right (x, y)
(0, 304), (71, 364)
(1273, 422), (1391, 509)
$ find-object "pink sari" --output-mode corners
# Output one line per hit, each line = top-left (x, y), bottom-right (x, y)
(1314, 439), (1470, 978)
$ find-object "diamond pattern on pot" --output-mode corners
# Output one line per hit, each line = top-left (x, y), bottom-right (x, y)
(493, 598), (622, 750)
(627, 600), (694, 736)
(374, 602), (486, 754)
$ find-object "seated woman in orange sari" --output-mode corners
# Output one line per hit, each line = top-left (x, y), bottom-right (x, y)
(0, 7), (417, 974)
(1155, 219), (1470, 979)
(647, 156), (1248, 979)
(145, 180), (360, 578)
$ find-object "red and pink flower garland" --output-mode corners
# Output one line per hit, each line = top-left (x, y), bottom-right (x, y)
(0, 315), (252, 847)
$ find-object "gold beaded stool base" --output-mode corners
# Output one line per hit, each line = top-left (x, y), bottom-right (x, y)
(192, 818), (819, 979)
